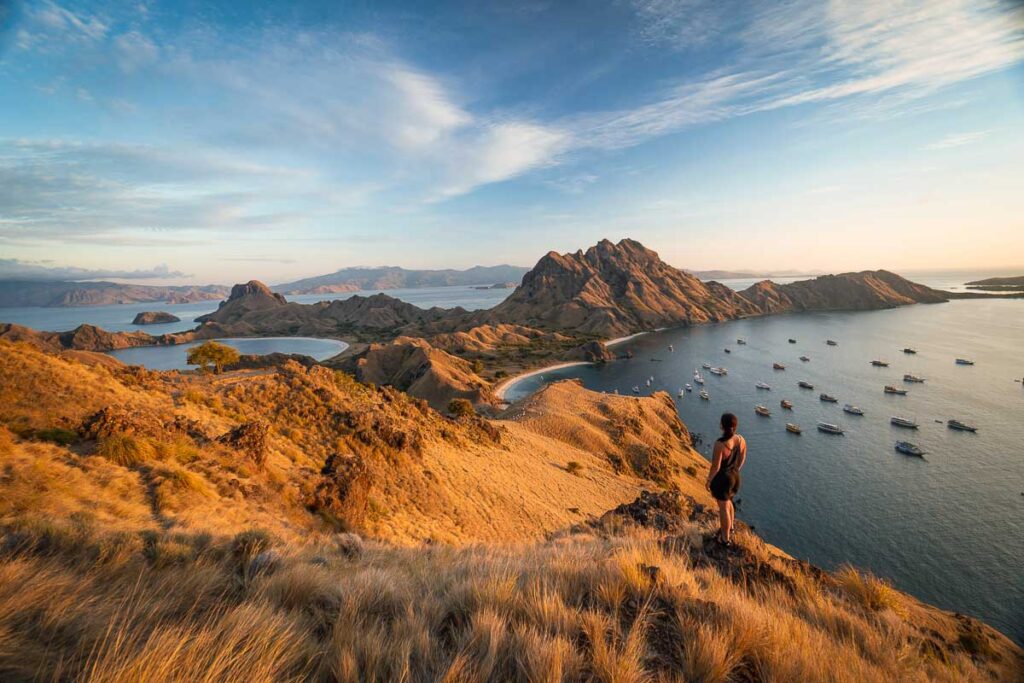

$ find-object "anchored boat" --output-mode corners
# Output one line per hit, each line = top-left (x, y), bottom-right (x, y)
(947, 419), (978, 432)
(819, 393), (838, 403)
(799, 355), (810, 362)
(843, 404), (864, 415)
(817, 422), (844, 435)
(709, 367), (728, 376)
(699, 389), (710, 401)
(798, 381), (814, 390)
(773, 362), (786, 370)
(903, 374), (925, 383)
(826, 340), (838, 346)
(884, 385), (908, 395)
(756, 381), (771, 390)
(786, 423), (802, 434)
(737, 339), (747, 345)
(903, 348), (917, 354)
(788, 338), (797, 344)
(890, 416), (919, 429)
(895, 441), (925, 457)
(755, 405), (771, 417)
(870, 360), (889, 367)
(955, 358), (974, 365)
(780, 399), (794, 410)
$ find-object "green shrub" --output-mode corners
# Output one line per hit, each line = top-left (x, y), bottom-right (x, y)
(36, 427), (78, 446)
(187, 341), (240, 373)
(97, 434), (152, 467)
(447, 398), (475, 418)
(566, 461), (583, 476)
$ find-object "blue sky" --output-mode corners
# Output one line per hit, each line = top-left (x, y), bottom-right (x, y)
(1, 0), (1023, 284)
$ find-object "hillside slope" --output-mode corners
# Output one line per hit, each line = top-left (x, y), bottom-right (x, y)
(740, 270), (948, 313)
(0, 341), (1020, 681)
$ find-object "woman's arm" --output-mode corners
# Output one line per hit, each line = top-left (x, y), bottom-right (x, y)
(706, 442), (723, 488)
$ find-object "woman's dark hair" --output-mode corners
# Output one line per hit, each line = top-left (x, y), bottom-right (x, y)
(720, 412), (738, 439)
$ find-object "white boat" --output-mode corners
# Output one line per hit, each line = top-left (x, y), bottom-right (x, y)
(955, 358), (974, 365)
(755, 405), (771, 417)
(786, 423), (801, 434)
(843, 404), (864, 415)
(870, 360), (889, 367)
(677, 388), (684, 397)
(947, 419), (978, 432)
(890, 416), (919, 429)
(884, 385), (908, 395)
(903, 374), (925, 383)
(702, 362), (712, 369)
(817, 422), (844, 434)
(699, 390), (710, 400)
(895, 441), (925, 457)
(668, 344), (674, 352)
(646, 378), (651, 387)
(685, 383), (692, 392)
(693, 372), (705, 385)
(631, 386), (640, 394)
(819, 393), (838, 403)
(709, 367), (728, 376)
(755, 382), (771, 390)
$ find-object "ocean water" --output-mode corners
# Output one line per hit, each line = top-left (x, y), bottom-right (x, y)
(107, 337), (349, 371)
(0, 285), (514, 334)
(504, 298), (1024, 644)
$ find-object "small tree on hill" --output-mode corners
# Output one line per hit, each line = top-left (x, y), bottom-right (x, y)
(187, 341), (240, 374)
(447, 398), (475, 418)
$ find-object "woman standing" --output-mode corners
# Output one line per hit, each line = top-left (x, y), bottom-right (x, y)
(706, 412), (746, 545)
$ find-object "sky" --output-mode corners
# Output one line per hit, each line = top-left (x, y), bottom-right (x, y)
(1, 0), (1023, 285)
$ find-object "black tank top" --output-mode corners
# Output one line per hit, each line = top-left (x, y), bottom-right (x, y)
(717, 437), (742, 473)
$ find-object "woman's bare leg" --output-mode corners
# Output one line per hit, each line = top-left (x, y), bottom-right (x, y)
(726, 500), (735, 542)
(716, 500), (729, 541)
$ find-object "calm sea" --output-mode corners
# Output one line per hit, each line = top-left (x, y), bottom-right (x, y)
(106, 337), (348, 370)
(504, 297), (1024, 643)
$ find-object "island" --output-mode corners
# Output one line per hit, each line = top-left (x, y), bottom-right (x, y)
(131, 311), (181, 325)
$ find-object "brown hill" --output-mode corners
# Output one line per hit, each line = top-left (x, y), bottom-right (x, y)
(353, 336), (497, 411)
(741, 270), (948, 313)
(0, 340), (1019, 681)
(196, 289), (464, 341)
(0, 322), (171, 352)
(489, 238), (761, 336)
(132, 311), (181, 325)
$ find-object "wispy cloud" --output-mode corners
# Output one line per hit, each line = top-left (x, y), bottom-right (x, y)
(924, 130), (991, 150)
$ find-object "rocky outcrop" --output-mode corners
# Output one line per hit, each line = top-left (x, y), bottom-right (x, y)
(132, 311), (180, 325)
(353, 337), (496, 411)
(195, 280), (287, 325)
(488, 239), (761, 336)
(564, 340), (614, 363)
(739, 270), (948, 313)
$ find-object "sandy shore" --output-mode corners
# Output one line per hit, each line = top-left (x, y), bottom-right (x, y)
(494, 330), (660, 401)
(493, 361), (592, 400)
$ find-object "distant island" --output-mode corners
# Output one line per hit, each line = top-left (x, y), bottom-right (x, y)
(131, 311), (181, 325)
(0, 280), (229, 308)
(275, 264), (531, 295)
(965, 275), (1024, 291)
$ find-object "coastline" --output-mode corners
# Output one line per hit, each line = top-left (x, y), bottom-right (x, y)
(493, 361), (592, 400)
(494, 329), (657, 401)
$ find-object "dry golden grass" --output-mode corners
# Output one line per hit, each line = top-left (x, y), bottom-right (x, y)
(0, 524), (1017, 682)
(0, 340), (1020, 682)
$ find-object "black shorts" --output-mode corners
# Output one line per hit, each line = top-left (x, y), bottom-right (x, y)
(710, 469), (740, 501)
